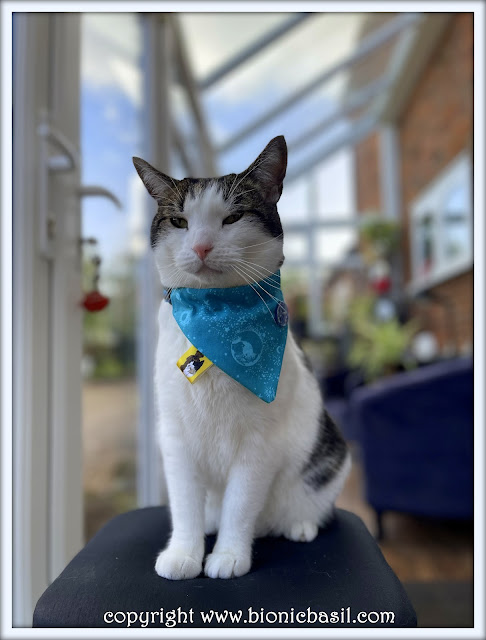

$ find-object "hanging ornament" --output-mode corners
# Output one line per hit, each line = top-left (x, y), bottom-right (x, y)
(81, 254), (110, 312)
(369, 258), (392, 294)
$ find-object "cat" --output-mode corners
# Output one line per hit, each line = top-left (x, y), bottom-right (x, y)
(133, 135), (351, 580)
(179, 350), (205, 378)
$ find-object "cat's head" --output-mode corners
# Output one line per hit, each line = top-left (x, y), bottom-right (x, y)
(133, 136), (287, 289)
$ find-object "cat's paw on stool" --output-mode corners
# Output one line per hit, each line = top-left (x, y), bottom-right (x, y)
(155, 548), (202, 580)
(285, 521), (318, 542)
(204, 550), (251, 579)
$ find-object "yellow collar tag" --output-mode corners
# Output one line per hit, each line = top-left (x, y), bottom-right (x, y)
(177, 346), (213, 383)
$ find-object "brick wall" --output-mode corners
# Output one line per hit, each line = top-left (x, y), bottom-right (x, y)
(411, 271), (473, 354)
(354, 132), (381, 213)
(354, 13), (473, 352)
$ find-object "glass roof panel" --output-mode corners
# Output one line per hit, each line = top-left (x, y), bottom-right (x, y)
(180, 12), (400, 151)
(177, 11), (417, 269)
(179, 13), (293, 81)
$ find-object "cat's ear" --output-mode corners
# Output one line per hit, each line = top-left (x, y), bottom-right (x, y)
(244, 135), (287, 204)
(132, 157), (179, 203)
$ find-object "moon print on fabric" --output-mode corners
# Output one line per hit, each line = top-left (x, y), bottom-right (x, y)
(231, 330), (263, 367)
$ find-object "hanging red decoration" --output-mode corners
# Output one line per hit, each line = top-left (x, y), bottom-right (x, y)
(81, 251), (110, 312)
(81, 290), (110, 312)
(370, 276), (391, 294)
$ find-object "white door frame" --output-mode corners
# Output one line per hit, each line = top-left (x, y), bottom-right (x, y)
(136, 14), (173, 508)
(12, 12), (83, 626)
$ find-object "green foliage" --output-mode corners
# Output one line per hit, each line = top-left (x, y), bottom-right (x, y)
(360, 214), (400, 258)
(347, 294), (418, 382)
(92, 354), (126, 379)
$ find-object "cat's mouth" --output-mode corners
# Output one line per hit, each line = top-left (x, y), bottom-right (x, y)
(196, 264), (223, 275)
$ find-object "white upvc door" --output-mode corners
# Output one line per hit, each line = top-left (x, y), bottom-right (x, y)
(13, 13), (83, 626)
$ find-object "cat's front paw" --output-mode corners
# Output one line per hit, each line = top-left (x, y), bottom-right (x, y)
(204, 550), (251, 579)
(286, 521), (318, 542)
(155, 548), (202, 580)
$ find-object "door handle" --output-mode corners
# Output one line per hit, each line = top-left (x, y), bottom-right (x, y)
(37, 118), (81, 259)
(38, 121), (80, 172)
(78, 186), (122, 209)
(37, 117), (123, 259)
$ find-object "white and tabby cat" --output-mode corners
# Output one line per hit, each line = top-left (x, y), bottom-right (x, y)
(133, 135), (351, 580)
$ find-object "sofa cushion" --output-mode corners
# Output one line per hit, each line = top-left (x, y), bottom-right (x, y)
(351, 357), (473, 518)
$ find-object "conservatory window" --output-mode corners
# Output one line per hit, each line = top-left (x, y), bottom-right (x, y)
(410, 151), (472, 291)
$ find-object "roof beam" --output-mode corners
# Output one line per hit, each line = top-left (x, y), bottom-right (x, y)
(217, 12), (421, 154)
(170, 118), (199, 176)
(285, 112), (378, 184)
(287, 75), (391, 154)
(198, 13), (313, 90)
(376, 13), (452, 122)
(168, 14), (217, 176)
(284, 218), (362, 232)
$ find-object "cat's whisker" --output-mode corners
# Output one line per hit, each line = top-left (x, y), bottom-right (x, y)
(234, 264), (284, 306)
(151, 176), (183, 204)
(226, 155), (269, 202)
(232, 260), (282, 289)
(234, 257), (282, 277)
(236, 258), (281, 279)
(167, 263), (191, 291)
(232, 266), (275, 324)
(252, 281), (284, 306)
(227, 163), (257, 202)
(233, 257), (282, 281)
(231, 265), (275, 324)
(238, 233), (283, 251)
(232, 187), (259, 200)
(167, 176), (184, 202)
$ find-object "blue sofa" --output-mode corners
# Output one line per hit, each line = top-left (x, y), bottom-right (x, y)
(321, 369), (363, 441)
(349, 357), (473, 536)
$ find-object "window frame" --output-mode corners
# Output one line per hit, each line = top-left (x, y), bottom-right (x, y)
(409, 150), (473, 293)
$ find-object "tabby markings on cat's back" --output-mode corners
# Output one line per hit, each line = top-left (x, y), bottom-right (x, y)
(302, 409), (348, 489)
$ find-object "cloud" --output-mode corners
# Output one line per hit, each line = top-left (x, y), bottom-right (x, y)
(103, 104), (119, 122)
(179, 13), (288, 81)
(81, 14), (142, 106)
(180, 13), (364, 107)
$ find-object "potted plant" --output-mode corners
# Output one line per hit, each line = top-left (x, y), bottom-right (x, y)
(346, 294), (418, 383)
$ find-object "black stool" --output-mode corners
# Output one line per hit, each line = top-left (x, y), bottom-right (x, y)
(33, 506), (416, 628)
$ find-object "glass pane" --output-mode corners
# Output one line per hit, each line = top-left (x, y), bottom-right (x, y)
(193, 14), (380, 141)
(415, 213), (435, 277)
(443, 185), (471, 261)
(182, 12), (399, 152)
(81, 14), (143, 541)
(316, 228), (357, 264)
(180, 13), (292, 82)
(279, 179), (309, 225)
(313, 148), (356, 219)
(284, 233), (308, 262)
(170, 84), (206, 176)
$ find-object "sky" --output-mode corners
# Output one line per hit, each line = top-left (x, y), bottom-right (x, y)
(80, 13), (367, 276)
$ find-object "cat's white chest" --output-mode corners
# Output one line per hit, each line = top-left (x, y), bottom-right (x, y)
(155, 300), (260, 485)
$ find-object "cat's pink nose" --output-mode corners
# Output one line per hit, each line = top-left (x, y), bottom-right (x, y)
(193, 244), (213, 261)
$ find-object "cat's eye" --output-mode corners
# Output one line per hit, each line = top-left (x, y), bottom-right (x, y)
(170, 217), (188, 229)
(222, 212), (244, 226)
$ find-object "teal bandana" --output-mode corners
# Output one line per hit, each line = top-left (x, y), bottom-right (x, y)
(169, 271), (289, 403)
